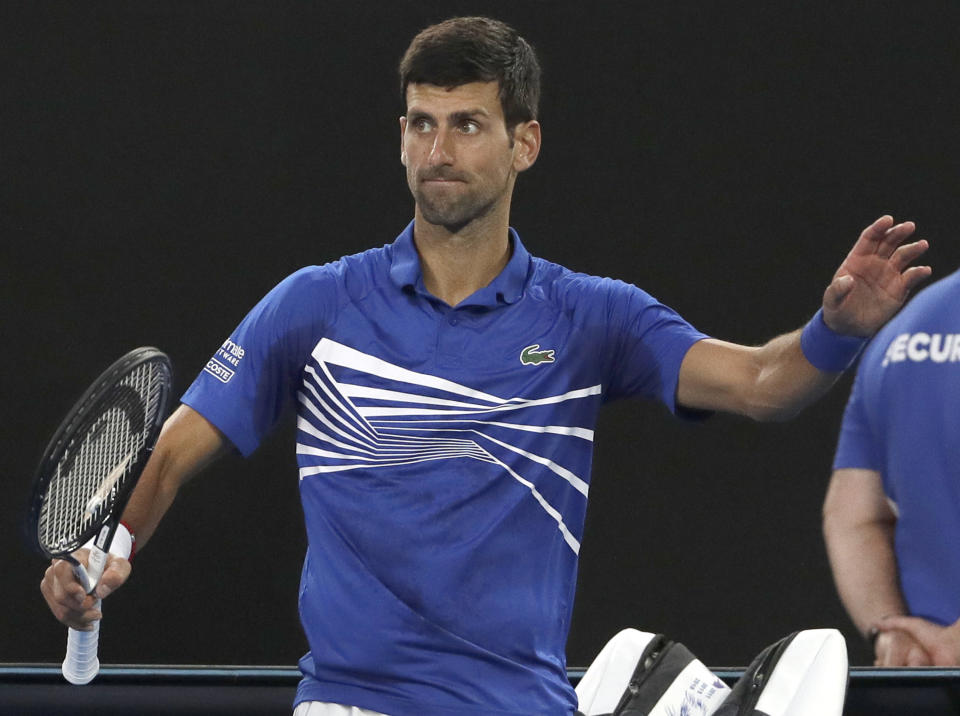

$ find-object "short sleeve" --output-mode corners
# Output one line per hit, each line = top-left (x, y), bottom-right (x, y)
(601, 279), (709, 413)
(832, 367), (881, 471)
(181, 267), (336, 457)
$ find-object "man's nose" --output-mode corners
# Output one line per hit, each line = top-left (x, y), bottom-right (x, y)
(427, 129), (454, 166)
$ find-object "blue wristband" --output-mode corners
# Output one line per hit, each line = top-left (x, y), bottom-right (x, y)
(800, 309), (867, 373)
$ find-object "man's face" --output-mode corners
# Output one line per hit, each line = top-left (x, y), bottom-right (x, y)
(401, 81), (524, 231)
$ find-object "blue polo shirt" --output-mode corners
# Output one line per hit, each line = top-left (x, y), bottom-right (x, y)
(833, 269), (960, 627)
(183, 222), (708, 715)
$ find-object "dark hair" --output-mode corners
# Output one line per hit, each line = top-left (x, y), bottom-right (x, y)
(399, 16), (541, 130)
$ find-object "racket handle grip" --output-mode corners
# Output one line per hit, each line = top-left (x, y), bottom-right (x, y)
(62, 598), (101, 685)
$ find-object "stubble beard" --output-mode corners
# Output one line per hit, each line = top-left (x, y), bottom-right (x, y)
(411, 172), (510, 233)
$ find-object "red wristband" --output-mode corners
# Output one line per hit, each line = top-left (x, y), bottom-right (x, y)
(120, 520), (137, 561)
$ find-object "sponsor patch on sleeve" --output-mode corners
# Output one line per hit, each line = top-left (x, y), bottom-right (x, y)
(203, 339), (246, 383)
(204, 358), (235, 383)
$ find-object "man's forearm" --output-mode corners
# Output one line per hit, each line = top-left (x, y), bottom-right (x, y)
(747, 328), (842, 421)
(823, 515), (906, 638)
(676, 329), (846, 421)
(120, 405), (227, 550)
(120, 445), (184, 551)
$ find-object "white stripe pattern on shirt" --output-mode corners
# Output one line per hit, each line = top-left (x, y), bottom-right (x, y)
(296, 338), (600, 554)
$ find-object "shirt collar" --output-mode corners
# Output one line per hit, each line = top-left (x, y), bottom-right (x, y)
(388, 220), (529, 307)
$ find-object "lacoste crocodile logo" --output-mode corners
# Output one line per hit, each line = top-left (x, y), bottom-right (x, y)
(520, 344), (555, 366)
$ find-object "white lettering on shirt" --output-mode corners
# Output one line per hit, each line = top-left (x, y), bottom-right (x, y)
(882, 333), (960, 366)
(216, 338), (246, 367)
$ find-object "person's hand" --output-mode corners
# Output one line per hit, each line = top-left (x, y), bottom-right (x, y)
(40, 548), (131, 631)
(873, 628), (932, 666)
(821, 215), (931, 336)
(878, 615), (960, 666)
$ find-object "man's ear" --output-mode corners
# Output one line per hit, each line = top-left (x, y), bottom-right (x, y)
(512, 120), (541, 173)
(399, 116), (408, 166)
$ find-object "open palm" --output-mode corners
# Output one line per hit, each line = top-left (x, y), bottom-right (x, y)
(822, 216), (931, 336)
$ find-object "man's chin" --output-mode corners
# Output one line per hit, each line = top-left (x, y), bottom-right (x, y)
(417, 201), (474, 231)
(420, 215), (472, 233)
(415, 189), (502, 232)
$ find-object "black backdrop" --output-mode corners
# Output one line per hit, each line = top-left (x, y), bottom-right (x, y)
(5, 0), (960, 671)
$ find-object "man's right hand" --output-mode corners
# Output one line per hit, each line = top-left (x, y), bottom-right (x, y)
(873, 628), (932, 666)
(40, 549), (131, 631)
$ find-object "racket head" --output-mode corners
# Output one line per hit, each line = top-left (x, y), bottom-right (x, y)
(27, 347), (173, 559)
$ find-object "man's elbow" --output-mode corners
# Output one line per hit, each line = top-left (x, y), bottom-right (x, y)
(735, 355), (814, 422)
(740, 393), (805, 423)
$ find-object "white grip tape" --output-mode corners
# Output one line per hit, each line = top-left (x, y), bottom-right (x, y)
(61, 524), (133, 685)
(63, 598), (101, 685)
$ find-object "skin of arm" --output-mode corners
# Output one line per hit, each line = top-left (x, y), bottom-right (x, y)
(120, 404), (228, 548)
(40, 405), (227, 630)
(822, 468), (932, 665)
(676, 216), (930, 420)
(677, 332), (833, 422)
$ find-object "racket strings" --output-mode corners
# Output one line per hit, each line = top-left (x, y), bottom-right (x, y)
(38, 360), (167, 553)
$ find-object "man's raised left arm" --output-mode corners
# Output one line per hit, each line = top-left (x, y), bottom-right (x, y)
(676, 215), (931, 420)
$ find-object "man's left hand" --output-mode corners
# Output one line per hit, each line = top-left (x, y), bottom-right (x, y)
(822, 215), (931, 336)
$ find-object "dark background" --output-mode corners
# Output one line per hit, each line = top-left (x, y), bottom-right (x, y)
(4, 0), (959, 671)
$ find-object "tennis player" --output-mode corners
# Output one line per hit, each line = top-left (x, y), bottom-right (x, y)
(42, 16), (930, 716)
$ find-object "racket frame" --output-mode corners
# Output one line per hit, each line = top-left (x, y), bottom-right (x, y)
(27, 346), (172, 575)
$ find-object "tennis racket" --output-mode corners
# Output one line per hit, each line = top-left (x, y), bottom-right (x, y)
(28, 347), (173, 685)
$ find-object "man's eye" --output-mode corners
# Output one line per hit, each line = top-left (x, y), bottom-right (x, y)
(413, 118), (432, 132)
(459, 121), (479, 134)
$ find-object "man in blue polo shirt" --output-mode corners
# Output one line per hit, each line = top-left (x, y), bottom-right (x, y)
(42, 16), (931, 716)
(823, 268), (960, 667)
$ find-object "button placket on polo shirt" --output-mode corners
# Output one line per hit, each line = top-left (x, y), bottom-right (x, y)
(438, 306), (467, 368)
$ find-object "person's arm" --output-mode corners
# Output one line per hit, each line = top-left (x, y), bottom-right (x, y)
(40, 405), (227, 630)
(119, 404), (228, 548)
(822, 468), (931, 665)
(676, 216), (930, 419)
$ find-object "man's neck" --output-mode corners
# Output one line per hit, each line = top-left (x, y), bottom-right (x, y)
(413, 208), (512, 307)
